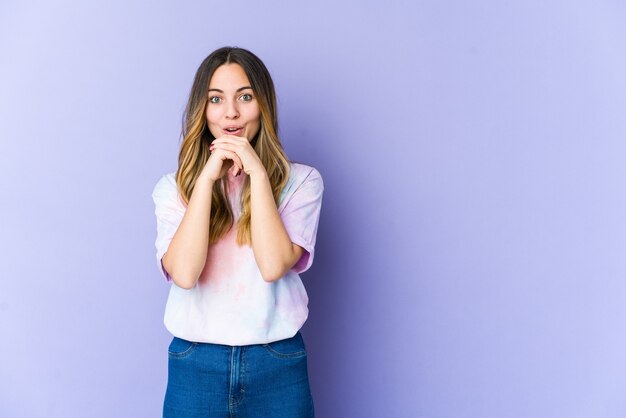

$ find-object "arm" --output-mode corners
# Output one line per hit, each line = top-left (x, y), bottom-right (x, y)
(161, 172), (214, 289)
(250, 171), (304, 282)
(210, 135), (302, 282)
(163, 149), (243, 289)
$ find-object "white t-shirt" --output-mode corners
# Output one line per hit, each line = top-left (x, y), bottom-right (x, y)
(151, 162), (324, 345)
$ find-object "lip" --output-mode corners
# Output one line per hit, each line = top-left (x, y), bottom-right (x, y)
(223, 125), (245, 136)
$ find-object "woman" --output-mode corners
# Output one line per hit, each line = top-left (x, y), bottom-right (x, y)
(152, 46), (323, 417)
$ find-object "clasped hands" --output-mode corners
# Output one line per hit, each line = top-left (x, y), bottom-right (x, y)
(205, 135), (265, 181)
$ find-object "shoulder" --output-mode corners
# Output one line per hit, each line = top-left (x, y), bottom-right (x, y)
(152, 171), (178, 200)
(278, 162), (324, 208)
(287, 162), (324, 190)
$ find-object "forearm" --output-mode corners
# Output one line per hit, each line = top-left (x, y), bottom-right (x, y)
(162, 172), (214, 289)
(250, 172), (299, 282)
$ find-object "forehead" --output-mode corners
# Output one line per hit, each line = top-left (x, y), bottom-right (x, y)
(209, 63), (251, 88)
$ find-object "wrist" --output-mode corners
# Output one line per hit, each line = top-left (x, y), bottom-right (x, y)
(198, 170), (217, 186)
(249, 169), (269, 183)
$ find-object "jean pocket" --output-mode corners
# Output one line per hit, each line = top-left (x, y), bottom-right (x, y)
(168, 337), (198, 359)
(262, 332), (307, 359)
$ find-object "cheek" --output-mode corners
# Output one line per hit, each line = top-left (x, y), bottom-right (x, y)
(249, 113), (261, 136)
(206, 106), (219, 124)
(206, 106), (222, 121)
(206, 108), (222, 137)
(248, 106), (261, 127)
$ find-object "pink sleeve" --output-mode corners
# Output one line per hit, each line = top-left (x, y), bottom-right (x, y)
(280, 168), (324, 274)
(152, 174), (185, 282)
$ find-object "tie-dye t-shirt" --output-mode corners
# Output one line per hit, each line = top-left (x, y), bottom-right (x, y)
(151, 162), (324, 345)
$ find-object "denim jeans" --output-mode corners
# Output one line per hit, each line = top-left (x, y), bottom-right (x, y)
(163, 331), (315, 417)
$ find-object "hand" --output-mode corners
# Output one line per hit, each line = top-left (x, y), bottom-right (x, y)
(201, 139), (244, 182)
(209, 135), (266, 178)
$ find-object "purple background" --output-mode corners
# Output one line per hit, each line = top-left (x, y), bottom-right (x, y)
(2, 1), (626, 417)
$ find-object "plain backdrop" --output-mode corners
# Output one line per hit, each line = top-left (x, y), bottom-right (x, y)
(1, 1), (626, 417)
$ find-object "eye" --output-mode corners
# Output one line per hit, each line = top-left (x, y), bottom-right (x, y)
(209, 96), (221, 104)
(239, 93), (253, 102)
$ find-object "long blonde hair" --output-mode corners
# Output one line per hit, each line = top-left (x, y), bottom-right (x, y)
(176, 47), (290, 245)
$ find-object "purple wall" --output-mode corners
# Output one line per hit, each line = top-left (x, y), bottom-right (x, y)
(2, 1), (626, 417)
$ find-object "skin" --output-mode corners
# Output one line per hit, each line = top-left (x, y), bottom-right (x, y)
(162, 63), (303, 288)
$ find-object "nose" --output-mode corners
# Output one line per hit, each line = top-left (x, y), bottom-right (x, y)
(225, 99), (239, 119)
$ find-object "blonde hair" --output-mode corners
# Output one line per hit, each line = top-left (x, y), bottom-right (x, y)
(176, 47), (289, 245)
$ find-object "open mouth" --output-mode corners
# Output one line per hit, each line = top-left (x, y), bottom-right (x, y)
(224, 126), (244, 135)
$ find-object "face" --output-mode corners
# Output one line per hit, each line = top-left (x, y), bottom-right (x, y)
(206, 63), (261, 141)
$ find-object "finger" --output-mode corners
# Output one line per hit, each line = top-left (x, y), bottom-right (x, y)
(229, 162), (242, 177)
(212, 149), (238, 164)
(211, 142), (243, 154)
(212, 145), (244, 167)
(217, 149), (243, 173)
(212, 136), (247, 146)
(214, 133), (246, 141)
(222, 150), (241, 167)
(232, 154), (243, 173)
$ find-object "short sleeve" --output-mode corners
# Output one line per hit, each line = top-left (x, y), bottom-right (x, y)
(152, 173), (185, 282)
(279, 167), (324, 274)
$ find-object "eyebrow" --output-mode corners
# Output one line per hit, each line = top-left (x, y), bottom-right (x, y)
(208, 86), (253, 93)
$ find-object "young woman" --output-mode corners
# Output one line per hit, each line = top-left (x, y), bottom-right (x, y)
(152, 47), (323, 417)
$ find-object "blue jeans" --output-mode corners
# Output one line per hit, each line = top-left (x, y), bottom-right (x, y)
(163, 331), (315, 417)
